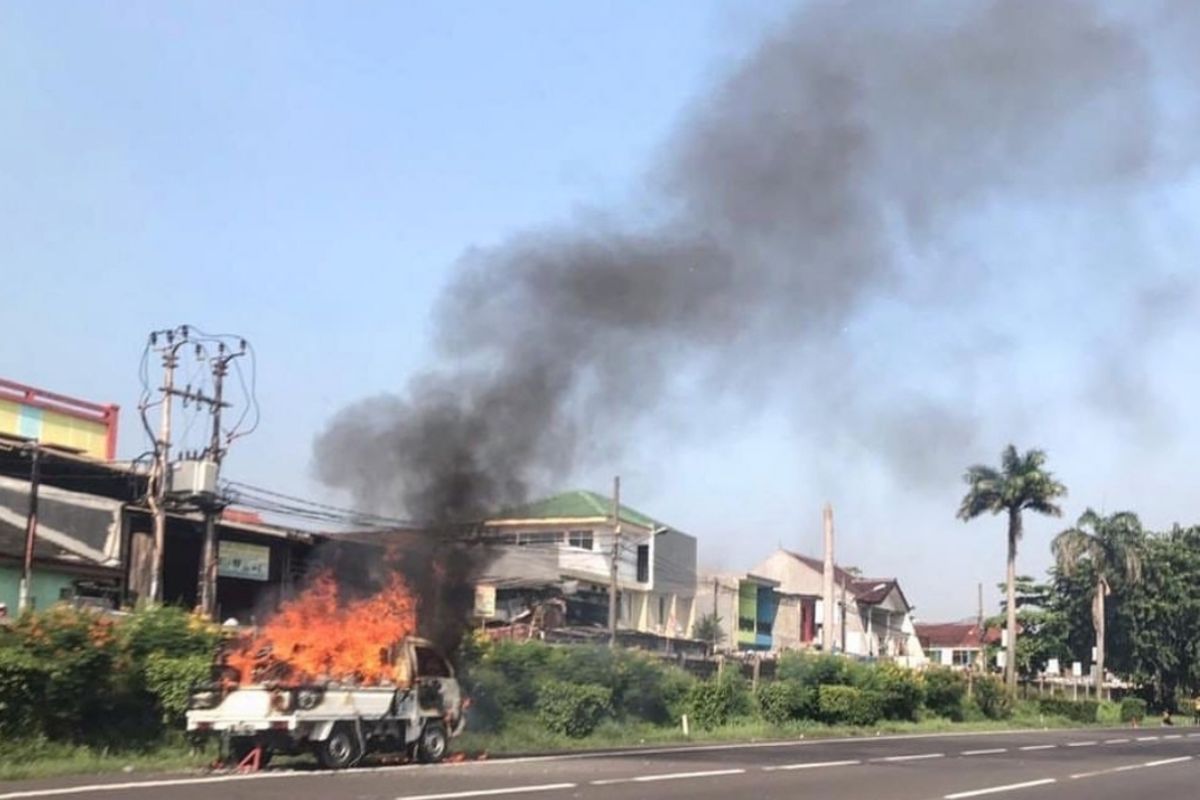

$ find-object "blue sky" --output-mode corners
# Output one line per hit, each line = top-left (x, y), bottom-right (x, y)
(4, 2), (1199, 619)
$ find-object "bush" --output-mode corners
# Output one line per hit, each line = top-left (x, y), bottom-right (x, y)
(777, 652), (860, 689)
(1120, 697), (1147, 723)
(1037, 698), (1098, 724)
(756, 680), (816, 725)
(973, 676), (1013, 720)
(536, 681), (612, 738)
(685, 672), (751, 730)
(143, 654), (212, 725)
(1097, 700), (1121, 725)
(0, 648), (47, 737)
(818, 685), (882, 726)
(923, 668), (967, 721)
(865, 663), (925, 721)
(461, 664), (510, 733)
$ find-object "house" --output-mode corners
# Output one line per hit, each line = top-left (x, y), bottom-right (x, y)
(695, 572), (806, 653)
(915, 621), (1002, 670)
(476, 490), (698, 640)
(749, 549), (926, 665)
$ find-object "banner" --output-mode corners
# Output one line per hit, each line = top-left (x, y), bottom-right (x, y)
(219, 541), (270, 582)
(474, 584), (497, 618)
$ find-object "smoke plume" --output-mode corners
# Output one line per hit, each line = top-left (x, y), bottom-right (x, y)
(316, 0), (1198, 520)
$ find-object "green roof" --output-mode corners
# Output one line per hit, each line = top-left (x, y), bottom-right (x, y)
(492, 490), (671, 531)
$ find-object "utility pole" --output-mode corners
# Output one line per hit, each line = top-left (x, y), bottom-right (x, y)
(822, 504), (836, 652)
(147, 328), (187, 604)
(18, 444), (41, 613)
(197, 341), (244, 620)
(977, 581), (985, 672)
(608, 475), (621, 648)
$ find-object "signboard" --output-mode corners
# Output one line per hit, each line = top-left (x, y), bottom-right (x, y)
(218, 541), (270, 582)
(1071, 661), (1083, 678)
(474, 584), (496, 618)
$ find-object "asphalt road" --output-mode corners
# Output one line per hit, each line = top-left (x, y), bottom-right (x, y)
(2, 727), (1198, 800)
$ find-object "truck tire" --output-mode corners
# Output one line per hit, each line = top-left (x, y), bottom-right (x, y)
(417, 721), (448, 764)
(317, 724), (364, 770)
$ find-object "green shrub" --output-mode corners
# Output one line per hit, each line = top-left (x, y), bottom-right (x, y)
(1037, 698), (1098, 723)
(485, 641), (557, 707)
(865, 663), (925, 721)
(143, 654), (212, 725)
(923, 668), (967, 720)
(685, 672), (751, 730)
(818, 685), (882, 726)
(0, 648), (47, 737)
(1096, 700), (1121, 725)
(778, 652), (860, 689)
(1120, 697), (1147, 723)
(973, 676), (1013, 720)
(461, 664), (510, 733)
(756, 680), (816, 725)
(535, 681), (612, 738)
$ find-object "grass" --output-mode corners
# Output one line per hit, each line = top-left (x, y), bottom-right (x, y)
(0, 738), (211, 782)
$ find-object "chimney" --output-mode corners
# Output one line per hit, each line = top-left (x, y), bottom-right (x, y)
(822, 503), (836, 652)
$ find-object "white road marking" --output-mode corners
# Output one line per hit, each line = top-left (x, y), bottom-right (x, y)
(874, 753), (945, 762)
(1070, 755), (1193, 781)
(1161, 734), (1182, 740)
(1144, 756), (1192, 767)
(1103, 738), (1130, 745)
(1136, 736), (1160, 741)
(1066, 741), (1097, 747)
(961, 749), (1008, 756)
(944, 778), (1057, 799)
(396, 784), (577, 800)
(591, 768), (744, 786)
(1188, 732), (1200, 738)
(1018, 745), (1056, 751)
(0, 774), (299, 800)
(763, 759), (861, 771)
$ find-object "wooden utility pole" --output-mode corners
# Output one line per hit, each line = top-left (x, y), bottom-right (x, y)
(147, 334), (181, 604)
(608, 476), (621, 648)
(17, 444), (41, 613)
(977, 581), (985, 672)
(197, 343), (241, 619)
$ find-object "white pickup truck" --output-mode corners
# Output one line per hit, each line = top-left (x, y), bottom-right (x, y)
(186, 637), (465, 768)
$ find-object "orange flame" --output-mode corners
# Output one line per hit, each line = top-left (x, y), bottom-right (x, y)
(225, 571), (417, 686)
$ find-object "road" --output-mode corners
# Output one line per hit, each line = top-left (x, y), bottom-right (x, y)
(1, 727), (1198, 800)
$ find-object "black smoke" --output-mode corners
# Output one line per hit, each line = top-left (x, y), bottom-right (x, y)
(315, 1), (1199, 527)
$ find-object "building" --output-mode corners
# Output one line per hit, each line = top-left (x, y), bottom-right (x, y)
(0, 379), (118, 461)
(749, 549), (926, 665)
(476, 490), (698, 641)
(915, 622), (1002, 670)
(695, 572), (808, 653)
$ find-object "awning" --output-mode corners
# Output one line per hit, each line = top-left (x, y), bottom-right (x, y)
(0, 474), (122, 570)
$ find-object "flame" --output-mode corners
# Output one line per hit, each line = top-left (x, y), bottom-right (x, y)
(225, 571), (417, 686)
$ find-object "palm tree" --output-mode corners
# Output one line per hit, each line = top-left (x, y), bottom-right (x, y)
(958, 445), (1067, 692)
(1052, 509), (1143, 699)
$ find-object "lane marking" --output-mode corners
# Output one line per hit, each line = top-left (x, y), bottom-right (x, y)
(944, 778), (1057, 799)
(1188, 732), (1200, 738)
(1066, 741), (1097, 747)
(635, 768), (745, 783)
(874, 753), (945, 762)
(1070, 756), (1193, 781)
(961, 749), (1008, 756)
(1103, 738), (1130, 745)
(396, 785), (577, 800)
(763, 759), (861, 771)
(1161, 734), (1182, 740)
(0, 774), (298, 800)
(1018, 745), (1056, 751)
(1144, 756), (1192, 767)
(1136, 736), (1160, 741)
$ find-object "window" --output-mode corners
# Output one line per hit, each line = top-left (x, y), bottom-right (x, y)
(518, 531), (562, 546)
(658, 595), (666, 624)
(952, 649), (975, 667)
(738, 617), (755, 633)
(636, 545), (650, 583)
(757, 619), (772, 636)
(567, 529), (594, 550)
(415, 647), (451, 678)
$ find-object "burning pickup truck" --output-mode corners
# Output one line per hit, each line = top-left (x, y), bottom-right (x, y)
(186, 635), (464, 768)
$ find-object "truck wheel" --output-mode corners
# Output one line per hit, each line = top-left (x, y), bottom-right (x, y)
(417, 721), (448, 764)
(317, 724), (363, 770)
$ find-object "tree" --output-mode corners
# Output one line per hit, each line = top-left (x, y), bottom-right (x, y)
(958, 445), (1067, 692)
(989, 577), (1069, 678)
(693, 613), (726, 653)
(1052, 509), (1143, 699)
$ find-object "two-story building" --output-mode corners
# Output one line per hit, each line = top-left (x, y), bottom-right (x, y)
(476, 490), (698, 640)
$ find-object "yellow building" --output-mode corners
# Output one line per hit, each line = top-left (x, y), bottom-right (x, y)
(0, 378), (118, 460)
